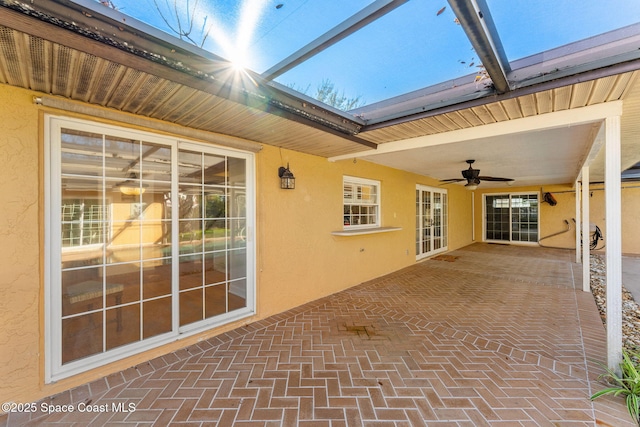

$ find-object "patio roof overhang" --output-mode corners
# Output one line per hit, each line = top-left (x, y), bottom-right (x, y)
(1, 0), (640, 186)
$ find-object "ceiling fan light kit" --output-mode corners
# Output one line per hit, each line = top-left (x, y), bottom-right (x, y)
(441, 160), (514, 190)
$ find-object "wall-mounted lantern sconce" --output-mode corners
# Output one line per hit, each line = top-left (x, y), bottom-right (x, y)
(278, 163), (295, 189)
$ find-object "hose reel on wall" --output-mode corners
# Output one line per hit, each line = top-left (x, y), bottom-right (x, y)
(538, 218), (604, 250)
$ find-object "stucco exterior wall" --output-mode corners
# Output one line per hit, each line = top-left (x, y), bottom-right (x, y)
(0, 83), (474, 406)
(256, 146), (474, 317)
(473, 183), (640, 255)
(589, 184), (640, 255)
(0, 84), (42, 409)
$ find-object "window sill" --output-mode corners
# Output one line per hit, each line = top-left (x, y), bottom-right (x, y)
(331, 226), (402, 236)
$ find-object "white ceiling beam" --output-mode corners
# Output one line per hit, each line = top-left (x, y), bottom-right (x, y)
(329, 101), (623, 162)
(573, 122), (605, 184)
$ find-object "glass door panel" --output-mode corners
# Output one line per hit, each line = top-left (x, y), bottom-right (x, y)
(511, 194), (539, 243)
(416, 185), (448, 260)
(59, 128), (174, 364)
(485, 194), (539, 243)
(433, 192), (442, 251)
(50, 116), (254, 380)
(485, 195), (510, 241)
(178, 147), (249, 328)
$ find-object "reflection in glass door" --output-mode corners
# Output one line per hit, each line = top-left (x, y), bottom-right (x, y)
(484, 193), (539, 243)
(177, 148), (248, 328)
(48, 116), (254, 381)
(416, 185), (448, 260)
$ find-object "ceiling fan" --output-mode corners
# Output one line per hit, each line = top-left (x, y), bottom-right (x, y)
(440, 160), (514, 190)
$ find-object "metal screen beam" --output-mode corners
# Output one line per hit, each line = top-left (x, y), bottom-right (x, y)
(446, 0), (510, 93)
(261, 0), (410, 81)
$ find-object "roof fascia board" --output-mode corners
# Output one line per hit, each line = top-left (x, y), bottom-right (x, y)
(509, 24), (640, 90)
(329, 101), (623, 162)
(447, 0), (510, 93)
(510, 23), (640, 72)
(354, 23), (640, 129)
(0, 1), (370, 140)
(8, 0), (231, 65)
(261, 0), (410, 81)
(352, 78), (494, 126)
(358, 59), (640, 131)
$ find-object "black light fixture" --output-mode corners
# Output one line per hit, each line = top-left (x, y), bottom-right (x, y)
(465, 178), (480, 191)
(278, 163), (295, 189)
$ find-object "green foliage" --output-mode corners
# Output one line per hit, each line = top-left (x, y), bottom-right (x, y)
(289, 79), (364, 112)
(591, 350), (640, 425)
(314, 79), (364, 111)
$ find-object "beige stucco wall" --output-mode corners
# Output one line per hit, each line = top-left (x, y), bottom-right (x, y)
(588, 184), (640, 255)
(473, 183), (640, 255)
(0, 83), (474, 405)
(256, 146), (474, 317)
(0, 85), (42, 408)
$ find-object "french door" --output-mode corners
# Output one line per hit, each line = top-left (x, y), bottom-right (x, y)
(46, 116), (255, 381)
(416, 185), (448, 260)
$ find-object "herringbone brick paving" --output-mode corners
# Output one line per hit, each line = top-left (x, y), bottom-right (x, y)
(2, 243), (635, 426)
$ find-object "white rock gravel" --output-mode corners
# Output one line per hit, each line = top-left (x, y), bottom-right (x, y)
(590, 254), (640, 354)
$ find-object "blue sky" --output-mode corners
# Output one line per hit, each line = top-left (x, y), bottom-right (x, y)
(109, 0), (640, 107)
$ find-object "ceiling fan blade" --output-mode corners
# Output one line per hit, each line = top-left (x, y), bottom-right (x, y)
(478, 176), (514, 182)
(440, 178), (465, 183)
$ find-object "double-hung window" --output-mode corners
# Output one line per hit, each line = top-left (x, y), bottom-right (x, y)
(45, 115), (255, 381)
(343, 176), (380, 228)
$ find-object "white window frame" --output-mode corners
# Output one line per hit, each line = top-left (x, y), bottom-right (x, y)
(482, 192), (540, 245)
(343, 176), (381, 229)
(45, 115), (256, 382)
(415, 185), (448, 260)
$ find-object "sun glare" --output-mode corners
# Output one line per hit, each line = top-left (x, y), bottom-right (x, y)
(199, 0), (270, 74)
(230, 52), (250, 72)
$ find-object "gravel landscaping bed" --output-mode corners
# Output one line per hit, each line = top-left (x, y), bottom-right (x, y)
(590, 254), (640, 354)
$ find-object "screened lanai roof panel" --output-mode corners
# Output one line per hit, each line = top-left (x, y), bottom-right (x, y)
(111, 0), (375, 73)
(486, 0), (640, 62)
(8, 0), (640, 130)
(273, 1), (480, 107)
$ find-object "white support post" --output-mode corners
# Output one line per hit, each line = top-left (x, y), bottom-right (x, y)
(582, 167), (590, 293)
(575, 180), (581, 265)
(605, 115), (623, 372)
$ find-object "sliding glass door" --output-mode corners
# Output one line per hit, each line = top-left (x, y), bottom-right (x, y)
(47, 116), (255, 381)
(484, 193), (539, 243)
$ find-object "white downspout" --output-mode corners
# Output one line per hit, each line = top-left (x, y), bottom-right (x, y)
(575, 180), (581, 265)
(582, 168), (590, 293)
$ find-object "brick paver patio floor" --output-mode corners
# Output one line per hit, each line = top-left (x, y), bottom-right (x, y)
(2, 243), (635, 426)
